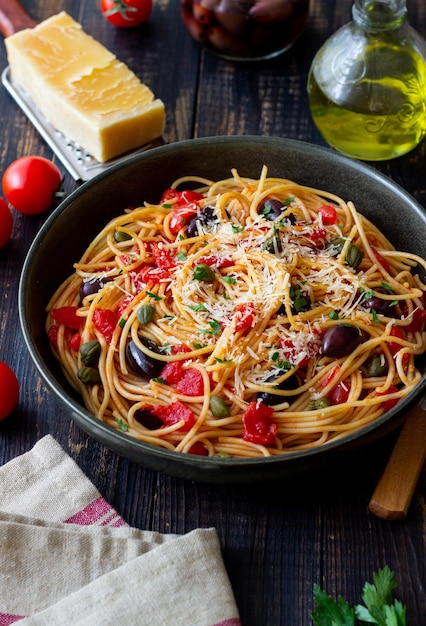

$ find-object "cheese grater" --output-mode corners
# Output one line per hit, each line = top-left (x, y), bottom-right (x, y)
(2, 67), (167, 183)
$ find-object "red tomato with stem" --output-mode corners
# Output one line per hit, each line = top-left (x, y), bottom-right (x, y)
(100, 0), (152, 28)
(0, 362), (19, 420)
(0, 197), (13, 248)
(2, 156), (62, 215)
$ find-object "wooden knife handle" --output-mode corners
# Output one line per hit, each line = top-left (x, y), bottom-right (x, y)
(0, 0), (37, 38)
(369, 402), (426, 521)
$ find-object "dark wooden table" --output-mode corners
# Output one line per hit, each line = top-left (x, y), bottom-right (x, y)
(0, 1), (425, 623)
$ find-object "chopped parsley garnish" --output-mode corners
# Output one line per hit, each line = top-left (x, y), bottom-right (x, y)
(372, 309), (380, 323)
(189, 304), (207, 312)
(329, 311), (339, 320)
(115, 418), (128, 432)
(193, 264), (215, 282)
(222, 276), (236, 284)
(231, 224), (244, 233)
(118, 317), (126, 328)
(176, 251), (187, 261)
(146, 291), (162, 301)
(152, 377), (167, 384)
(201, 319), (222, 336)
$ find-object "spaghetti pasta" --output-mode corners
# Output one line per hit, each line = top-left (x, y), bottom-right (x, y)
(46, 167), (426, 458)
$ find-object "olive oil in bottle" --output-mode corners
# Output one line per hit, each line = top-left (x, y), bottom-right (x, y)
(307, 0), (426, 161)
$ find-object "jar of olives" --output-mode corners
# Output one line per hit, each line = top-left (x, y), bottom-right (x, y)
(181, 0), (311, 61)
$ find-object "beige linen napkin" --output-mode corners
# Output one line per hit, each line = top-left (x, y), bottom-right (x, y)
(0, 435), (241, 625)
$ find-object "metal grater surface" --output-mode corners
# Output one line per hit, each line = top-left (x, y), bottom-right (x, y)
(1, 66), (166, 183)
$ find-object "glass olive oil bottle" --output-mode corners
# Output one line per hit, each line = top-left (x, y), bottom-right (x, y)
(307, 0), (426, 160)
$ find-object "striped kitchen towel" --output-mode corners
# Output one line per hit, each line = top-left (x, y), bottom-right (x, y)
(0, 435), (241, 626)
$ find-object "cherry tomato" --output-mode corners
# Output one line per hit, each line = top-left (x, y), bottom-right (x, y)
(100, 0), (152, 28)
(0, 197), (13, 248)
(0, 362), (19, 420)
(318, 204), (337, 225)
(2, 156), (62, 215)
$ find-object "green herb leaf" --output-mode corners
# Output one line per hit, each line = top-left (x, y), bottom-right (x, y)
(200, 319), (222, 336)
(152, 377), (167, 384)
(115, 418), (129, 432)
(193, 263), (216, 282)
(311, 584), (355, 626)
(231, 224), (244, 233)
(222, 276), (236, 284)
(329, 311), (339, 320)
(146, 291), (162, 301)
(176, 251), (187, 261)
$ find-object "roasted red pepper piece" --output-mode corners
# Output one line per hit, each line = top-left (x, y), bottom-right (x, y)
(242, 401), (278, 446)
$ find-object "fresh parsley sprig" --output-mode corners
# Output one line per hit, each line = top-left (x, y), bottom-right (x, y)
(311, 566), (407, 626)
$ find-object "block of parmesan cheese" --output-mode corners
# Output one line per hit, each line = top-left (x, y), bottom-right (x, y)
(5, 12), (165, 163)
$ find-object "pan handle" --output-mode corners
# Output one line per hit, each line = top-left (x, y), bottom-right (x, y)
(0, 0), (37, 38)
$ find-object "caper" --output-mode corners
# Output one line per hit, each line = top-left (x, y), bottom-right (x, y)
(113, 230), (132, 243)
(77, 366), (101, 385)
(263, 235), (282, 254)
(309, 397), (331, 410)
(79, 340), (101, 367)
(366, 355), (387, 377)
(329, 238), (363, 268)
(209, 396), (230, 417)
(346, 243), (363, 269)
(137, 304), (156, 325)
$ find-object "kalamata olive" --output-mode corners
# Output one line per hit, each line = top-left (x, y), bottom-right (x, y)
(257, 371), (300, 406)
(361, 287), (394, 316)
(186, 205), (217, 237)
(79, 276), (112, 300)
(322, 324), (363, 358)
(261, 199), (285, 221)
(126, 338), (164, 379)
(134, 408), (164, 430)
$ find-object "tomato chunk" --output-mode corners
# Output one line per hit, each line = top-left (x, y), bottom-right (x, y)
(318, 204), (337, 225)
(93, 308), (119, 344)
(377, 384), (400, 412)
(152, 401), (196, 431)
(161, 189), (205, 235)
(160, 361), (184, 385)
(328, 380), (350, 405)
(176, 368), (204, 396)
(50, 306), (80, 329)
(152, 243), (177, 270)
(235, 302), (256, 332)
(371, 247), (390, 272)
(242, 401), (278, 446)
